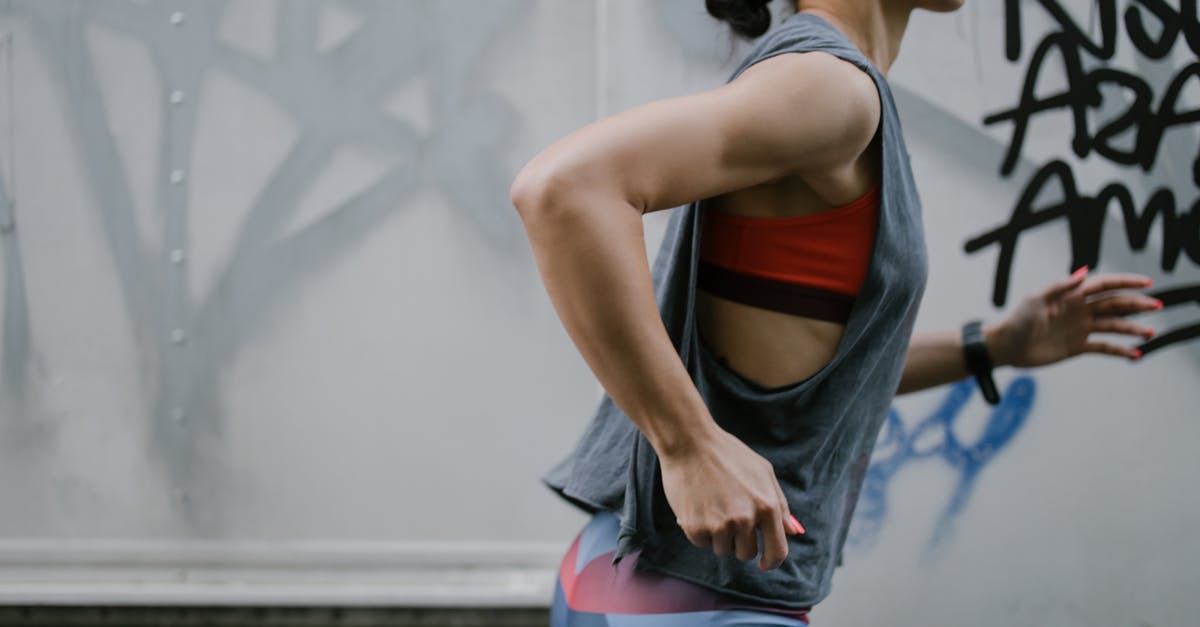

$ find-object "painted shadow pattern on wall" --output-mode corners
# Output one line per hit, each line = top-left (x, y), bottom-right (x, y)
(0, 0), (528, 536)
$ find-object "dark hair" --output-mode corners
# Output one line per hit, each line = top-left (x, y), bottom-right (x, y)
(706, 0), (774, 40)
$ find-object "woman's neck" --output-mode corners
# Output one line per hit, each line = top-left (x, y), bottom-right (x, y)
(796, 1), (912, 76)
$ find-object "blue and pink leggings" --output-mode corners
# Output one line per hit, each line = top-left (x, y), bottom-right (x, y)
(551, 509), (813, 626)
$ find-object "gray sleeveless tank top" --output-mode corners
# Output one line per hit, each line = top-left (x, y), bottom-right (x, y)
(540, 12), (929, 608)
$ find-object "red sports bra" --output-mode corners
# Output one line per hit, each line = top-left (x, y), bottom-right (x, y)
(697, 182), (880, 323)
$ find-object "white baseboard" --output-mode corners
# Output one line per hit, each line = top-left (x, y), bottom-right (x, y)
(0, 539), (565, 606)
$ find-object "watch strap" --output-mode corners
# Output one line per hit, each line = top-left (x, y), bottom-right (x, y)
(962, 319), (1000, 405)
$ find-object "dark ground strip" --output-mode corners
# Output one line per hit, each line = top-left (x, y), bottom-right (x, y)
(0, 606), (550, 627)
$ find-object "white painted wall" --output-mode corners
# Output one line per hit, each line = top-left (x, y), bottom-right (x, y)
(0, 1), (1196, 624)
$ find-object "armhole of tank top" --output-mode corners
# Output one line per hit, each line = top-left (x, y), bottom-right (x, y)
(694, 55), (886, 402)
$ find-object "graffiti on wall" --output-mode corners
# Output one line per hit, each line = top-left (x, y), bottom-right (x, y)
(850, 0), (1198, 559)
(968, 0), (1200, 356)
(847, 377), (1036, 557)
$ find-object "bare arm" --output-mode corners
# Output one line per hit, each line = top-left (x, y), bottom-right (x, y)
(896, 322), (1011, 395)
(896, 269), (1160, 395)
(511, 51), (879, 570)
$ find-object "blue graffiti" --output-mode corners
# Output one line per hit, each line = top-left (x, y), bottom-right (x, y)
(846, 376), (1036, 558)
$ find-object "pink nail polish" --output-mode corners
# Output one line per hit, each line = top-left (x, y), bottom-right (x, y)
(1071, 265), (1089, 280)
(1132, 349), (1143, 360)
(788, 514), (806, 535)
(1155, 300), (1164, 310)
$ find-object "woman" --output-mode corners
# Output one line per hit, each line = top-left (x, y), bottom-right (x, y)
(511, 1), (1160, 625)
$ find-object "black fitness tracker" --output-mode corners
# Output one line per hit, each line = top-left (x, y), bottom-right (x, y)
(962, 319), (1000, 405)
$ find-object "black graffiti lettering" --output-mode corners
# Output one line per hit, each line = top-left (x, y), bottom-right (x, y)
(988, 0), (1200, 179)
(1088, 68), (1154, 166)
(1004, 0), (1120, 62)
(965, 160), (1200, 307)
(1124, 0), (1200, 59)
(1151, 284), (1200, 308)
(1005, 0), (1021, 61)
(966, 160), (1080, 306)
(1122, 189), (1200, 270)
(1140, 320), (1200, 352)
(1140, 286), (1200, 354)
(974, 0), (1200, 329)
(984, 32), (1092, 176)
(1126, 0), (1182, 58)
(984, 56), (1200, 182)
(1003, 1), (1199, 70)
(1145, 63), (1200, 186)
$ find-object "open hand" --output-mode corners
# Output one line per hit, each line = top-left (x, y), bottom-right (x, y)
(987, 266), (1161, 368)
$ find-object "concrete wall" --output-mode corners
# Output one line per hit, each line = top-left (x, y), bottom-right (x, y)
(0, 1), (1196, 624)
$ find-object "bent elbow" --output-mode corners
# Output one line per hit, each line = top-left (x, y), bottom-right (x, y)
(509, 167), (547, 218)
(510, 165), (583, 223)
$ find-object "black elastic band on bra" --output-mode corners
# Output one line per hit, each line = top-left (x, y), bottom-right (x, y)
(696, 260), (856, 323)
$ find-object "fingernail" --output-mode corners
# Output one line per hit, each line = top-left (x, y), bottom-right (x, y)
(1144, 278), (1154, 287)
(1155, 299), (1164, 310)
(788, 514), (805, 535)
(1071, 265), (1089, 280)
(1132, 348), (1143, 360)
(1146, 327), (1156, 337)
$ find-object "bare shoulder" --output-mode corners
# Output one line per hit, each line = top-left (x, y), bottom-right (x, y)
(724, 50), (881, 173)
(735, 50), (880, 115)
